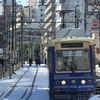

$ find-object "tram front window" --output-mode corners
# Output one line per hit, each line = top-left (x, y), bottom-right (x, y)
(56, 49), (89, 72)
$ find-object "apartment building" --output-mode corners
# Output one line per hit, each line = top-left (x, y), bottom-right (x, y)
(42, 0), (94, 58)
(27, 0), (37, 7)
(55, 0), (85, 31)
(87, 0), (100, 63)
(42, 0), (55, 57)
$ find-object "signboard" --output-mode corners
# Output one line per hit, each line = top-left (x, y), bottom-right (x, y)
(92, 19), (99, 27)
(61, 43), (83, 48)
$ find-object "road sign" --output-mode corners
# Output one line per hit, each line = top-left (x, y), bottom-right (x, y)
(92, 20), (99, 26)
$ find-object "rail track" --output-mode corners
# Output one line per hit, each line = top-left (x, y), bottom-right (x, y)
(0, 66), (38, 100)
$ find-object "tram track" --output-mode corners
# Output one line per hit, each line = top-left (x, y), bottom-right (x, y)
(0, 66), (38, 100)
(0, 67), (29, 100)
(24, 66), (38, 100)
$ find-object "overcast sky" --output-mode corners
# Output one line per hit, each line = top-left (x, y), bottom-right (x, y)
(16, 0), (27, 6)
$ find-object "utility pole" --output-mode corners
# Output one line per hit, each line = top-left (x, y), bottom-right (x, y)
(75, 5), (80, 28)
(21, 12), (23, 67)
(14, 1), (17, 65)
(61, 11), (66, 28)
(12, 0), (15, 73)
(75, 5), (77, 28)
(3, 0), (7, 76)
(84, 0), (88, 36)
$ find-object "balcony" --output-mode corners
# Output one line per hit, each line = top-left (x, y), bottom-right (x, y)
(56, 17), (62, 27)
(44, 19), (53, 29)
(45, 3), (55, 14)
(44, 32), (47, 37)
(44, 11), (55, 22)
(45, 0), (54, 6)
(56, 4), (72, 12)
(48, 26), (55, 33)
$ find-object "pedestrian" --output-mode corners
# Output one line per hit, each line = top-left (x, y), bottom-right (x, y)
(35, 57), (40, 66)
(98, 62), (100, 67)
(29, 57), (32, 66)
(0, 56), (4, 67)
(45, 58), (46, 64)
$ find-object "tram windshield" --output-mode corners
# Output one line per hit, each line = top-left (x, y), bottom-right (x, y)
(56, 49), (90, 72)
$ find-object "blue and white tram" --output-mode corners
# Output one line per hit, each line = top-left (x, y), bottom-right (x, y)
(48, 37), (96, 99)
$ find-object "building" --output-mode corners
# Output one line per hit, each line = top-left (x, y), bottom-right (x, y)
(42, 0), (93, 58)
(87, 0), (100, 64)
(55, 0), (86, 31)
(42, 0), (55, 57)
(27, 0), (37, 7)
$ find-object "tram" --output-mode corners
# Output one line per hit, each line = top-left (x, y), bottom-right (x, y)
(48, 37), (96, 100)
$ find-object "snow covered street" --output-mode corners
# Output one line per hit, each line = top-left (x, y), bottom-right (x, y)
(0, 64), (49, 100)
(0, 64), (99, 100)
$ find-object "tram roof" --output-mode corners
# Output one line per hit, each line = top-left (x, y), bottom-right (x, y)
(48, 37), (94, 46)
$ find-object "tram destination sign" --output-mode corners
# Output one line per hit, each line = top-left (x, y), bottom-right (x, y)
(61, 43), (83, 48)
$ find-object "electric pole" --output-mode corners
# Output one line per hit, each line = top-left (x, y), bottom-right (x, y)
(21, 11), (23, 67)
(84, 0), (88, 36)
(12, 0), (15, 73)
(75, 5), (77, 28)
(14, 1), (17, 66)
(3, 0), (7, 76)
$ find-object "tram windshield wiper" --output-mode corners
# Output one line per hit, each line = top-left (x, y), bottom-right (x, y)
(67, 65), (74, 73)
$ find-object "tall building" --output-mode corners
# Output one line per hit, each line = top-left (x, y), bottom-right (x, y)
(42, 0), (55, 57)
(42, 0), (90, 58)
(24, 0), (46, 60)
(55, 0), (85, 31)
(27, 0), (37, 7)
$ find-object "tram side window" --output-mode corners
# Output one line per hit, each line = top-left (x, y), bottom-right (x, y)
(48, 51), (52, 72)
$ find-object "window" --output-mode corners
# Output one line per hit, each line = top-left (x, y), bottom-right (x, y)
(56, 0), (60, 8)
(61, 0), (65, 3)
(56, 13), (60, 20)
(32, 10), (35, 13)
(32, 15), (35, 18)
(56, 49), (90, 72)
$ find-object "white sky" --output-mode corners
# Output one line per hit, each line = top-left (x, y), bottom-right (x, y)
(0, 64), (99, 100)
(16, 0), (27, 6)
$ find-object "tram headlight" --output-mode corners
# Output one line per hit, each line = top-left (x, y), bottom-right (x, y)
(61, 80), (66, 85)
(88, 80), (92, 84)
(81, 80), (86, 84)
(56, 81), (60, 85)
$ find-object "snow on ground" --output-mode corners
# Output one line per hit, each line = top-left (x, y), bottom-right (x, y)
(0, 64), (49, 100)
(95, 65), (100, 77)
(0, 64), (99, 100)
(89, 95), (100, 100)
(29, 65), (49, 100)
